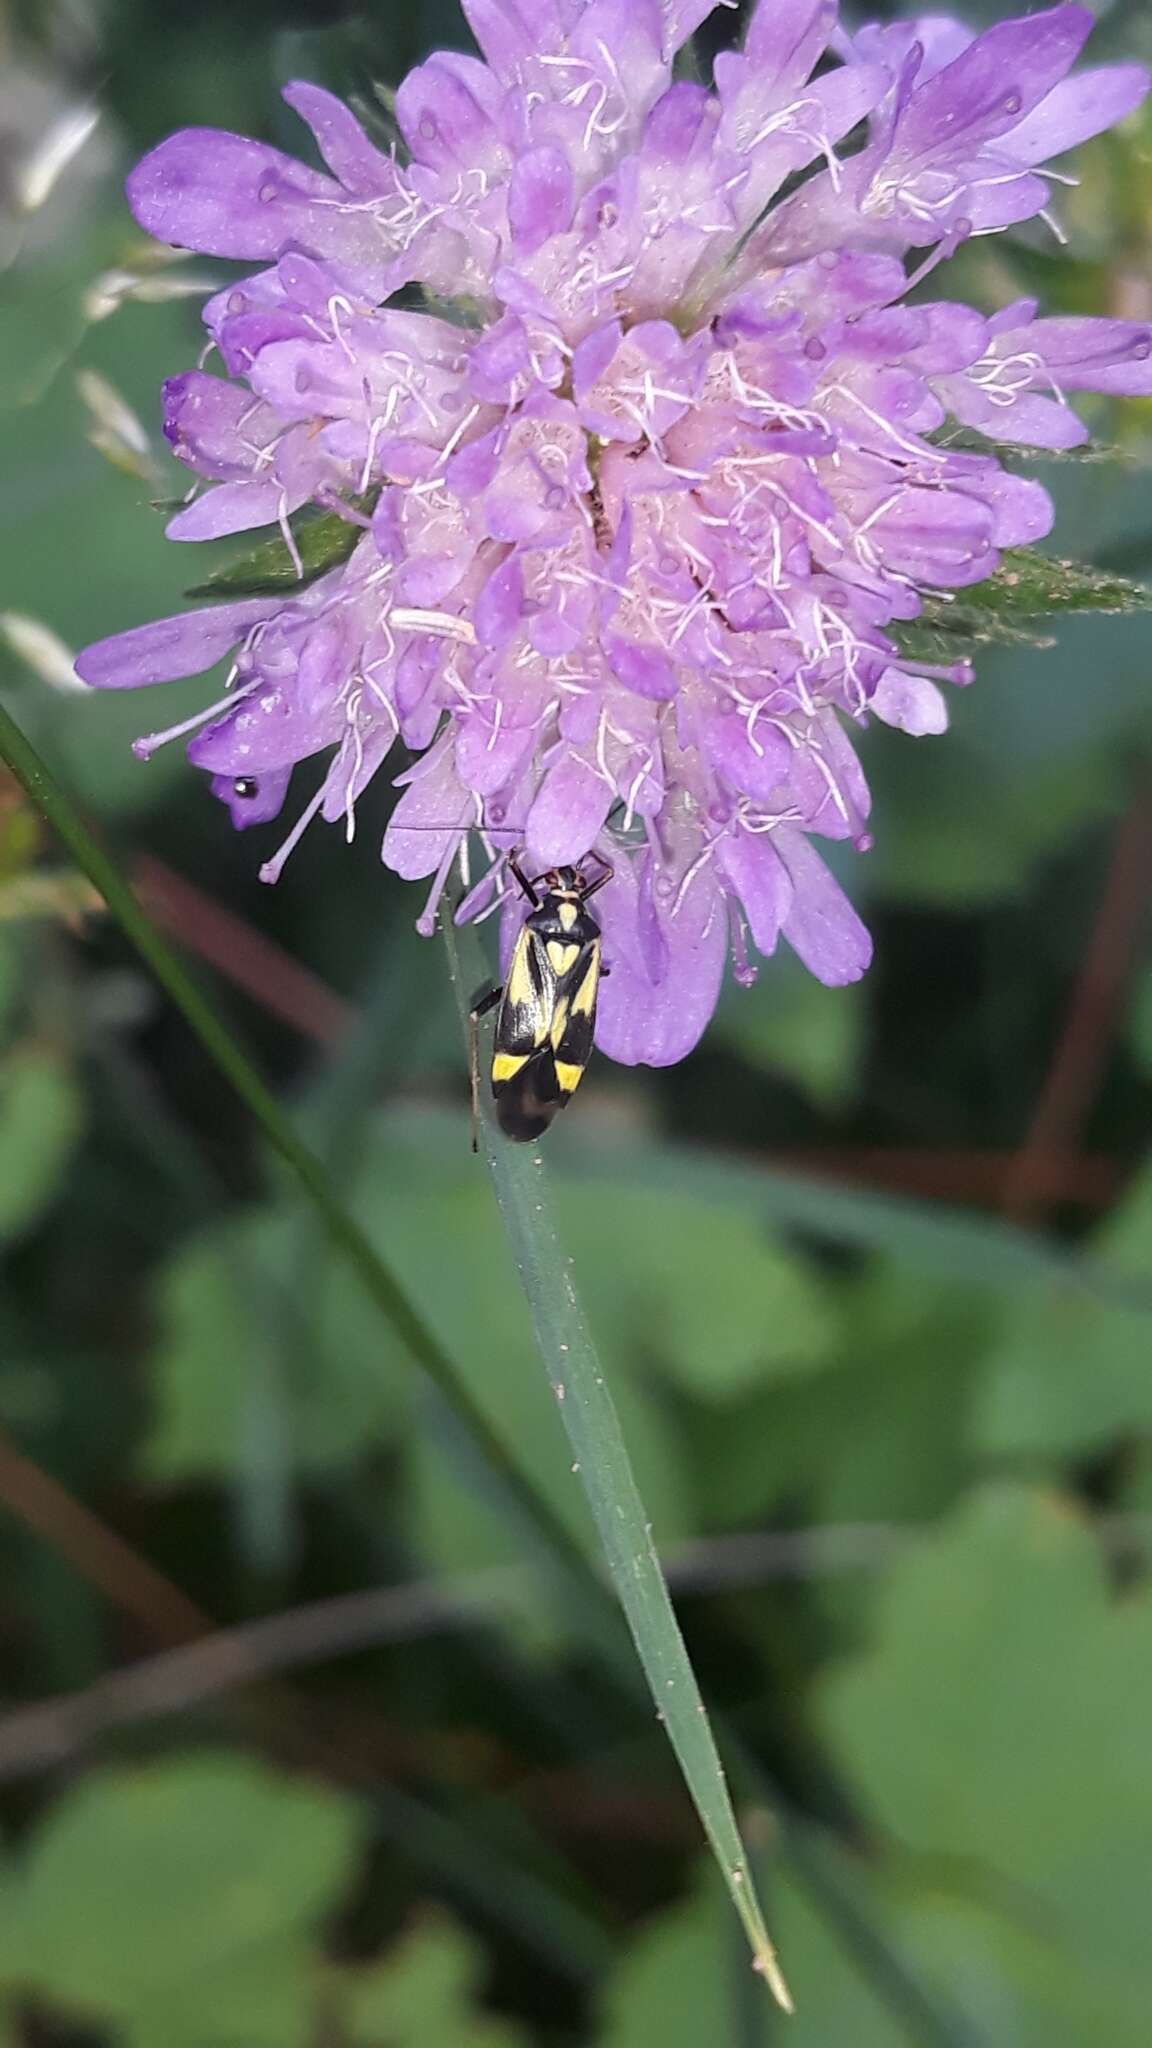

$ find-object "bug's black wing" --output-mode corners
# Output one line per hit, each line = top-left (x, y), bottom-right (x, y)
(548, 939), (601, 1103)
(491, 925), (564, 1141)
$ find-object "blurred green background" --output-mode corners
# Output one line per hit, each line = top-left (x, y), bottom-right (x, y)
(2, 0), (1152, 2041)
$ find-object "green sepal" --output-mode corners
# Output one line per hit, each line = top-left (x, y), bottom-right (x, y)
(184, 494), (378, 600)
(892, 545), (1152, 663)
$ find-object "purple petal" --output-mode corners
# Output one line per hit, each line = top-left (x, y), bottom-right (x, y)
(656, 0), (722, 59)
(774, 828), (872, 985)
(126, 129), (388, 286)
(162, 371), (272, 478)
(280, 81), (396, 193)
(475, 556), (525, 646)
(716, 827), (793, 957)
(508, 146), (575, 253)
(1000, 62), (1149, 164)
(605, 635), (679, 701)
(743, 0), (835, 82)
(383, 736), (473, 880)
(966, 470), (1054, 548)
(897, 7), (1095, 165)
(1022, 316), (1152, 395)
(165, 480), (294, 542)
(395, 53), (505, 172)
(525, 752), (614, 864)
(211, 766), (292, 828)
(595, 851), (728, 1067)
(942, 381), (1089, 450)
(128, 130), (335, 256)
(460, 0), (541, 82)
(74, 600), (277, 690)
(702, 706), (792, 802)
(869, 669), (949, 736)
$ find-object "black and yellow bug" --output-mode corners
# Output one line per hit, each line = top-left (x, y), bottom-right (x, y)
(470, 852), (612, 1144)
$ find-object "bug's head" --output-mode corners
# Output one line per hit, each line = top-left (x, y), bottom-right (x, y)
(544, 864), (585, 899)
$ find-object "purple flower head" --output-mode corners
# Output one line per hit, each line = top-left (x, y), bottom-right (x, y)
(77, 1), (1152, 1066)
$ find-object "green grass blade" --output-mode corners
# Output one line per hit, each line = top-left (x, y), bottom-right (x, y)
(443, 913), (792, 2011)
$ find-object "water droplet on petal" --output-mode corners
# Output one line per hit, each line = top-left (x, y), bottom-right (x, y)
(1002, 90), (1023, 116)
(258, 179), (279, 203)
(233, 777), (259, 800)
(419, 115), (439, 142)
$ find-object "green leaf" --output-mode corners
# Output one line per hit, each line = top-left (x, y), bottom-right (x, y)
(184, 497), (375, 599)
(974, 1165), (1152, 1459)
(442, 920), (792, 2012)
(144, 1214), (410, 1482)
(13, 1754), (361, 2046)
(693, 1265), (990, 1540)
(560, 1183), (837, 1399)
(892, 546), (1152, 663)
(819, 1485), (1152, 2043)
(340, 1916), (528, 2048)
(0, 1046), (82, 1245)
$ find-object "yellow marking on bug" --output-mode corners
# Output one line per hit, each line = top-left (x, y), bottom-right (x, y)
(491, 1050), (529, 1084)
(571, 954), (600, 1016)
(558, 900), (577, 930)
(550, 998), (570, 1050)
(547, 940), (579, 977)
(506, 939), (537, 1011)
(555, 1061), (584, 1095)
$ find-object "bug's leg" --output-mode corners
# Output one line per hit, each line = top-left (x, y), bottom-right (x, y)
(581, 853), (615, 900)
(506, 851), (541, 908)
(468, 984), (503, 1153)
